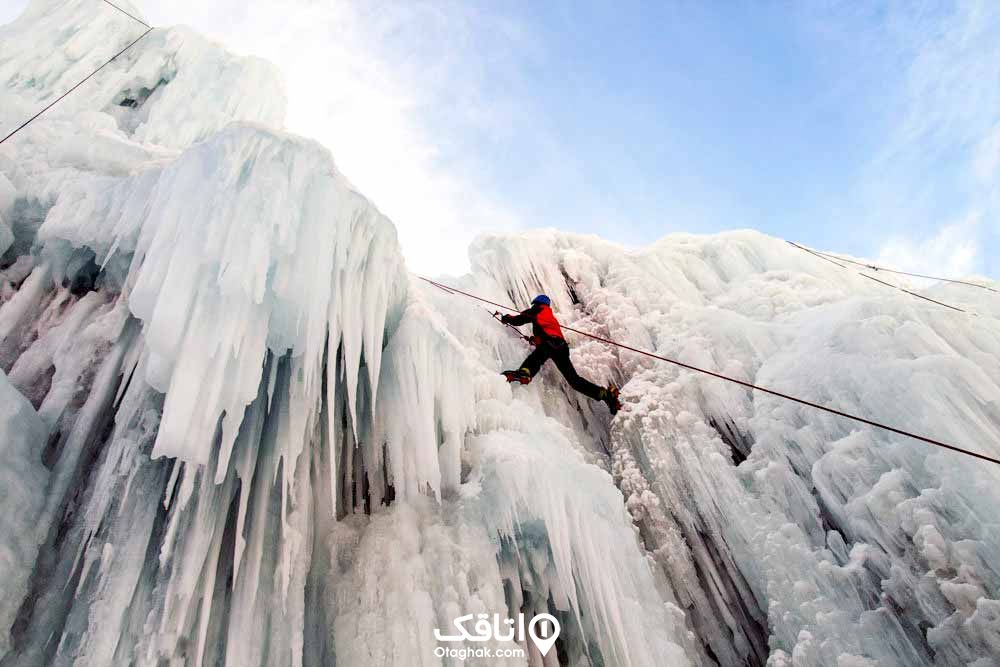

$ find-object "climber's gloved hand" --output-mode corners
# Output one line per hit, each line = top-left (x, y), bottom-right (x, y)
(500, 314), (513, 324)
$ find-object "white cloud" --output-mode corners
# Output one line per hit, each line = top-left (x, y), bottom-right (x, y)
(131, 0), (532, 276)
(973, 123), (1000, 184)
(0, 1), (28, 26)
(876, 215), (980, 283)
(847, 0), (1000, 279)
(886, 2), (1000, 164)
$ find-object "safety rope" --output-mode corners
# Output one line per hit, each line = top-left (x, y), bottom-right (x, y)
(0, 1), (152, 146)
(787, 241), (990, 315)
(793, 242), (998, 294)
(417, 276), (999, 466)
(0, 5), (993, 468)
(101, 0), (152, 29)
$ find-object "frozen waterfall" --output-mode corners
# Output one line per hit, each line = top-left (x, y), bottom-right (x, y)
(2, 1), (999, 666)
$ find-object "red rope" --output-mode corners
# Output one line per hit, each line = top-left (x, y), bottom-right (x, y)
(791, 242), (998, 294)
(0, 27), (154, 146)
(787, 241), (980, 314)
(417, 276), (999, 466)
(101, 0), (152, 29)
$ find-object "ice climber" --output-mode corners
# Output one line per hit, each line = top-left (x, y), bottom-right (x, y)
(500, 294), (622, 415)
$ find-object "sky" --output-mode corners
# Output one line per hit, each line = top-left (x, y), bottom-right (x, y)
(1, 0), (997, 278)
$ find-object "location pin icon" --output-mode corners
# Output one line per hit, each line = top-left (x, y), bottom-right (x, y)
(527, 614), (561, 657)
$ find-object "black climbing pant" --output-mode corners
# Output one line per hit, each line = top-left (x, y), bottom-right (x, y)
(519, 339), (605, 401)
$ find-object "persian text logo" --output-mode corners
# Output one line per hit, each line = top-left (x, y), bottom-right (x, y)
(434, 612), (561, 657)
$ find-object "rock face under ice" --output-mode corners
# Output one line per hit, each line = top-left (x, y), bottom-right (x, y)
(2, 1), (1000, 666)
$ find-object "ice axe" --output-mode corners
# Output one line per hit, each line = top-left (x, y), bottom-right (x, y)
(489, 309), (536, 345)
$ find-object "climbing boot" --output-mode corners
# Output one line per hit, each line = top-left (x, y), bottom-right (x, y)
(502, 368), (532, 385)
(602, 384), (622, 415)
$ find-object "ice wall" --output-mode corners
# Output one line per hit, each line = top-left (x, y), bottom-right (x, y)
(0, 0), (285, 150)
(0, 2), (694, 666)
(3, 1), (999, 666)
(461, 229), (1000, 666)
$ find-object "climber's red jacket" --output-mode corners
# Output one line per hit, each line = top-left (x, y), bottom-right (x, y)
(503, 303), (565, 343)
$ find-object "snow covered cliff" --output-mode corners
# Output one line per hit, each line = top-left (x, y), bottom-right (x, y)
(1, 2), (999, 666)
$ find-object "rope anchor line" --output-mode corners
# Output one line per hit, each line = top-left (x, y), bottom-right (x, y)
(0, 4), (992, 468)
(101, 0), (152, 29)
(1, 5), (152, 146)
(417, 275), (999, 467)
(795, 242), (998, 294)
(787, 240), (993, 315)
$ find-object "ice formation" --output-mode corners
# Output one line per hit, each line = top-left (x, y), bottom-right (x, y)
(463, 230), (1000, 666)
(1, 1), (999, 666)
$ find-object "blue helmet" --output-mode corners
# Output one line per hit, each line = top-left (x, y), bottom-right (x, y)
(531, 294), (551, 306)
